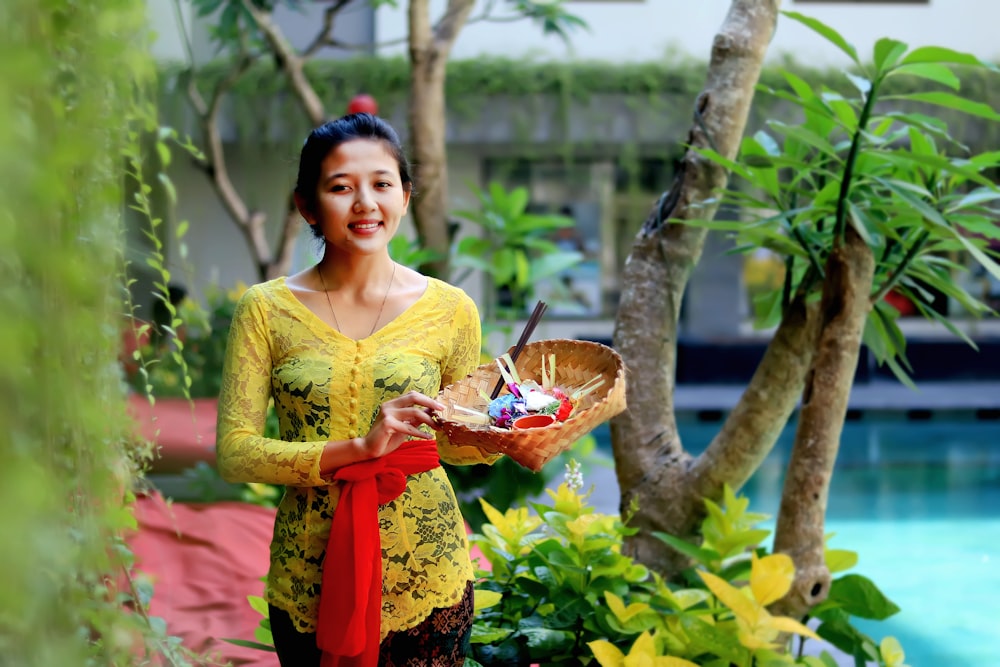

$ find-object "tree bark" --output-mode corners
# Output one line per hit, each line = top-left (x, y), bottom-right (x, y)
(408, 0), (475, 279)
(771, 227), (875, 618)
(611, 0), (785, 570)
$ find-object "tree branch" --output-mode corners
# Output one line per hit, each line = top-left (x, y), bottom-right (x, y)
(772, 227), (875, 619)
(434, 0), (476, 51)
(271, 190), (304, 280)
(870, 230), (930, 304)
(406, 0), (476, 277)
(302, 0), (353, 58)
(612, 0), (781, 572)
(689, 296), (821, 500)
(242, 0), (326, 127)
(612, 0), (781, 493)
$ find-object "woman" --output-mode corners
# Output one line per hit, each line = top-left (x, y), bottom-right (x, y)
(216, 113), (499, 667)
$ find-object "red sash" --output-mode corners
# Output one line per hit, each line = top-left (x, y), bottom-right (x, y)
(317, 439), (441, 667)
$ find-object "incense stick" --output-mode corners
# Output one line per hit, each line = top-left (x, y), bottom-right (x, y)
(490, 300), (548, 399)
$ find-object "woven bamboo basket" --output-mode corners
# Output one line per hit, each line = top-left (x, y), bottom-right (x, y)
(435, 339), (627, 472)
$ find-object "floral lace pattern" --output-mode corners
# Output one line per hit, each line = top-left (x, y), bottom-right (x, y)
(216, 276), (498, 635)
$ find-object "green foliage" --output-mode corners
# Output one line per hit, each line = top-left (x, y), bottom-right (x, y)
(504, 0), (589, 43)
(133, 281), (248, 398)
(449, 432), (599, 532)
(470, 478), (906, 667)
(685, 14), (1000, 386)
(223, 594), (277, 652)
(0, 0), (220, 664)
(156, 53), (1000, 163)
(453, 181), (583, 318)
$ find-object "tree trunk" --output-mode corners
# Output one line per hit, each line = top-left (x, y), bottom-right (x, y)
(611, 0), (786, 573)
(771, 227), (875, 618)
(407, 0), (474, 279)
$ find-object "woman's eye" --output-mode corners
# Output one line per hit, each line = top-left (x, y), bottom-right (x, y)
(376, 181), (392, 188)
(330, 185), (349, 192)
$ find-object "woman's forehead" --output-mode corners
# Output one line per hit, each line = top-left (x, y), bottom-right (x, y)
(322, 139), (397, 174)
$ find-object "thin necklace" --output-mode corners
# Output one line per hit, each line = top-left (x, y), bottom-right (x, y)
(317, 262), (396, 338)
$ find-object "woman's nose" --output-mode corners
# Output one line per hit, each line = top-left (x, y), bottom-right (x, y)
(353, 187), (376, 211)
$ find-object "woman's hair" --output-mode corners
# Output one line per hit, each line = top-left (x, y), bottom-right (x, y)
(295, 113), (413, 238)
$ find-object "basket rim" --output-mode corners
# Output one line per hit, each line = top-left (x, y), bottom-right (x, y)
(436, 337), (626, 433)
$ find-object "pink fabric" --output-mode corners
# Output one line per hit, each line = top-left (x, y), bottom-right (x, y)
(318, 440), (441, 667)
(128, 492), (278, 666)
(127, 395), (218, 473)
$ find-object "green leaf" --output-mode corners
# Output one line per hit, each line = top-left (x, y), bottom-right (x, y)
(687, 145), (753, 181)
(945, 188), (1000, 213)
(873, 178), (949, 229)
(880, 151), (994, 187)
(680, 616), (746, 663)
(873, 38), (908, 72)
(845, 72), (871, 97)
(520, 626), (576, 653)
(651, 532), (720, 566)
(247, 595), (268, 617)
(888, 63), (961, 91)
(886, 91), (1000, 121)
(752, 286), (784, 330)
(221, 638), (276, 651)
(769, 121), (840, 160)
(470, 624), (514, 644)
(815, 608), (873, 656)
(827, 574), (901, 620)
(957, 233), (1000, 282)
(900, 45), (995, 70)
(782, 11), (859, 65)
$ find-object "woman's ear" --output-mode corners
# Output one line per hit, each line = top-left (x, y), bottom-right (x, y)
(293, 192), (315, 226)
(401, 186), (412, 214)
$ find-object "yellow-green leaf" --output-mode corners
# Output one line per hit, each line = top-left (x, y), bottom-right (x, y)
(825, 548), (858, 574)
(624, 631), (659, 667)
(880, 636), (908, 667)
(698, 570), (759, 626)
(545, 482), (587, 516)
(657, 657), (700, 667)
(738, 626), (776, 651)
(767, 615), (821, 641)
(478, 498), (505, 528)
(605, 592), (651, 624)
(750, 553), (794, 606)
(588, 639), (625, 667)
(473, 589), (502, 612)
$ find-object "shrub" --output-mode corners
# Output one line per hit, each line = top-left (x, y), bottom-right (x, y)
(469, 463), (908, 667)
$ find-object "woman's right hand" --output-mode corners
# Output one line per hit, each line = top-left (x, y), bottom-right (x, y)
(356, 391), (444, 460)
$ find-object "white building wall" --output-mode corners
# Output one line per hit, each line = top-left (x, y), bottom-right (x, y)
(375, 0), (1000, 65)
(145, 0), (1000, 341)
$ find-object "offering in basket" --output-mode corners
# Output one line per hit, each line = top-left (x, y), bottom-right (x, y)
(435, 338), (627, 472)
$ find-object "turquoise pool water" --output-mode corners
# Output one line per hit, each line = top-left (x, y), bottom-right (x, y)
(588, 419), (1000, 666)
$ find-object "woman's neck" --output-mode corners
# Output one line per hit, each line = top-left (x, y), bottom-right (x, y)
(315, 251), (395, 294)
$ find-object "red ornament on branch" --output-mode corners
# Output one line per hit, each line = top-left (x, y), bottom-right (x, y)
(346, 94), (379, 116)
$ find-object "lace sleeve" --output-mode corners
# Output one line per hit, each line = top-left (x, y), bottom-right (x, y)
(215, 288), (329, 486)
(437, 291), (502, 466)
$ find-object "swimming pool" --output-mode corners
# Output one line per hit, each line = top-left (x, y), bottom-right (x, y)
(583, 418), (1000, 666)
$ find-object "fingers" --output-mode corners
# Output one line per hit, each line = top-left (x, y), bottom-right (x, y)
(364, 393), (445, 458)
(392, 391), (444, 413)
(384, 406), (438, 436)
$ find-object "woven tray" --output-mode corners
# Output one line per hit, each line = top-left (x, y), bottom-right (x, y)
(435, 338), (627, 472)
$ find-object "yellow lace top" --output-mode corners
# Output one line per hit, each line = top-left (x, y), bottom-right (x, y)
(216, 276), (498, 636)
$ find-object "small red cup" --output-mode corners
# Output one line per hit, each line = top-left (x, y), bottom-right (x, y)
(512, 414), (556, 430)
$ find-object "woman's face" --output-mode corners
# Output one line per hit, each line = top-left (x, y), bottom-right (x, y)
(302, 138), (411, 257)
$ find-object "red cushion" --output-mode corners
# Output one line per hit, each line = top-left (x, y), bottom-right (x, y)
(128, 493), (278, 666)
(128, 395), (218, 473)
